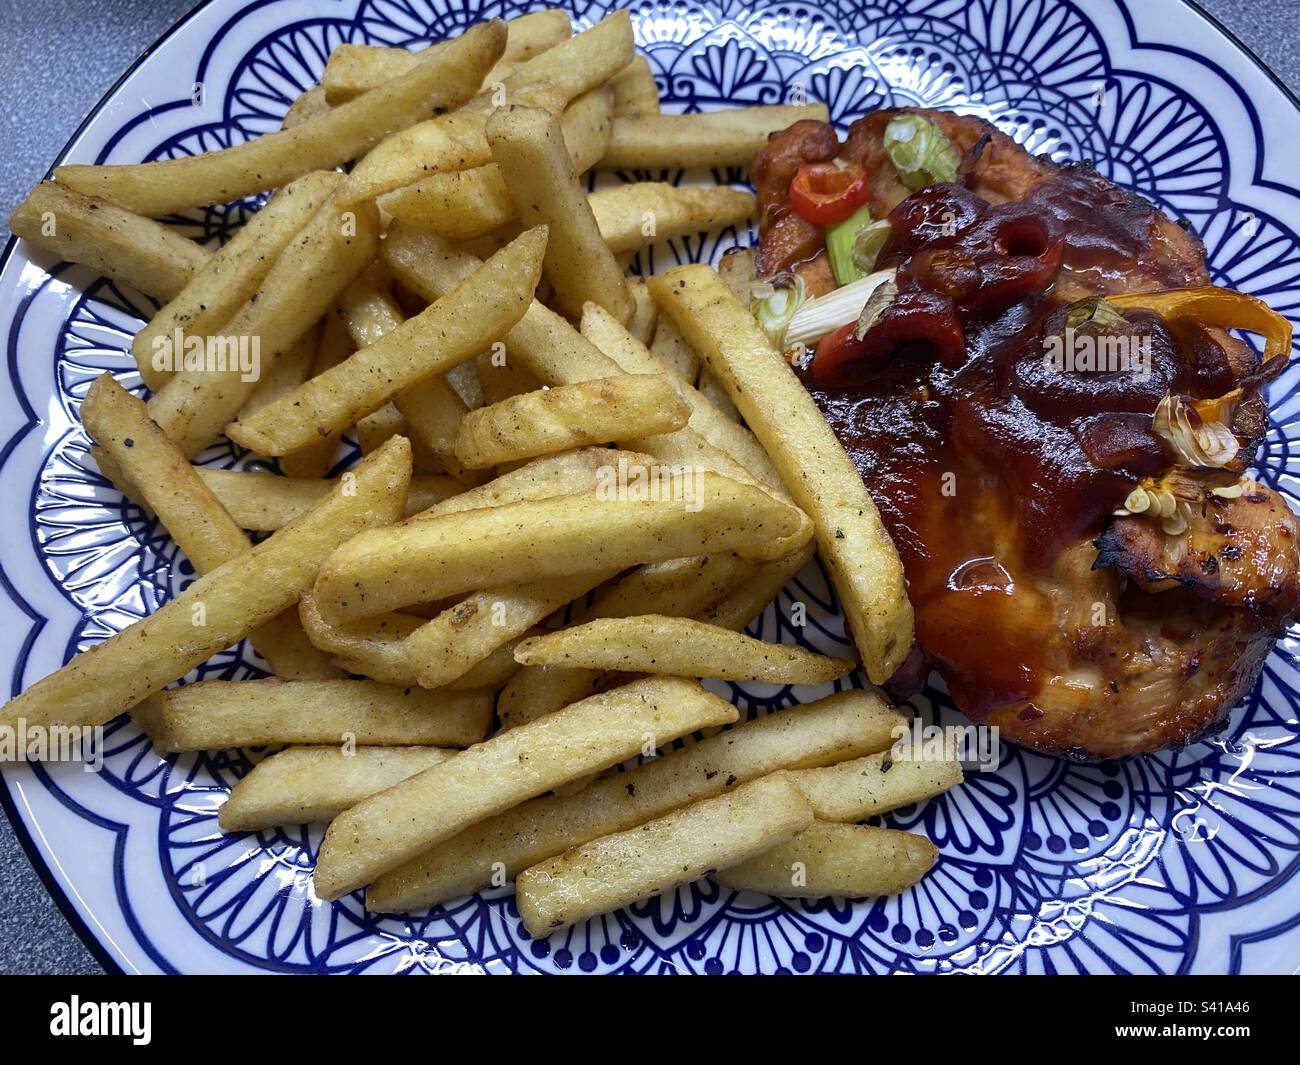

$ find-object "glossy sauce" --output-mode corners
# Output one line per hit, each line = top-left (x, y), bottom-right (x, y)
(801, 169), (1237, 715)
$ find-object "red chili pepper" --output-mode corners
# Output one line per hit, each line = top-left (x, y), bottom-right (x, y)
(811, 322), (865, 380)
(789, 161), (869, 226)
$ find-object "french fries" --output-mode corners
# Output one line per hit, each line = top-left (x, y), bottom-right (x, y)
(196, 469), (459, 531)
(0, 438), (410, 730)
(514, 615), (855, 684)
(148, 194), (381, 457)
(400, 569), (618, 690)
(225, 227), (546, 456)
(321, 10), (571, 103)
(84, 373), (340, 680)
(649, 265), (914, 684)
(600, 104), (829, 170)
(219, 746), (455, 832)
(515, 772), (814, 937)
(55, 21), (506, 215)
(453, 374), (689, 468)
(9, 182), (208, 301)
(487, 104), (633, 321)
(712, 822), (938, 898)
(298, 592), (424, 685)
(135, 679), (491, 752)
(314, 676), (738, 899)
(131, 170), (341, 390)
(589, 183), (754, 254)
(378, 86), (613, 238)
(313, 471), (811, 622)
(368, 690), (901, 911)
(788, 750), (964, 821)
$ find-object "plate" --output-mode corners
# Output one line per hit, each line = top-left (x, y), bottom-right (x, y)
(2, 0), (1299, 975)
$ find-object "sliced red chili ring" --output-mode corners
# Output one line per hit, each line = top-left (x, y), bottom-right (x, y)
(789, 160), (870, 226)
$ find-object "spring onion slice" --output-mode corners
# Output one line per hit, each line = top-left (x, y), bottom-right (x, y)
(826, 204), (874, 286)
(883, 114), (960, 191)
(785, 268), (898, 348)
(753, 275), (806, 347)
(852, 219), (892, 276)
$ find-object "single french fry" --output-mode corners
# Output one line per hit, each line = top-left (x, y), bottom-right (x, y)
(454, 374), (688, 469)
(401, 569), (617, 690)
(0, 438), (411, 733)
(299, 592), (424, 685)
(55, 21), (505, 215)
(627, 278), (657, 344)
(83, 373), (341, 680)
(147, 195), (380, 457)
(601, 104), (830, 171)
(313, 470), (810, 622)
(322, 10), (572, 103)
(713, 822), (938, 898)
(282, 86), (331, 129)
(788, 750), (964, 822)
(226, 227), (546, 456)
(243, 327), (320, 414)
(650, 265), (914, 683)
(515, 772), (813, 936)
(699, 542), (815, 632)
(590, 183), (754, 254)
(368, 689), (899, 912)
(487, 105), (632, 322)
(196, 469), (458, 531)
(379, 85), (613, 238)
(515, 615), (855, 684)
(609, 56), (659, 117)
(219, 746), (455, 831)
(136, 679), (490, 751)
(315, 675), (738, 899)
(9, 181), (208, 301)
(650, 313), (699, 383)
(132, 171), (342, 390)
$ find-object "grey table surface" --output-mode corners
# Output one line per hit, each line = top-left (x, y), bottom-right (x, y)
(0, 0), (1296, 976)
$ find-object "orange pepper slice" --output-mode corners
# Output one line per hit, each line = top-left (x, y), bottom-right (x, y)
(1108, 286), (1293, 366)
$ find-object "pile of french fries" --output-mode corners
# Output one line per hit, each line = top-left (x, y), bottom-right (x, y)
(4, 9), (959, 940)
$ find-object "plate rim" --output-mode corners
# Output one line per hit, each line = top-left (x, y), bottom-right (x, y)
(1, 0), (1298, 975)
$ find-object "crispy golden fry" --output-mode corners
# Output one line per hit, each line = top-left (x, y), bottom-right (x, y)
(788, 750), (964, 822)
(243, 327), (321, 414)
(9, 181), (209, 301)
(281, 312), (354, 478)
(515, 772), (813, 936)
(699, 541), (814, 631)
(0, 438), (410, 733)
(135, 678), (490, 751)
(650, 313), (699, 383)
(609, 56), (659, 117)
(487, 105), (632, 322)
(454, 374), (689, 469)
(514, 614), (855, 683)
(84, 373), (341, 680)
(627, 278), (657, 343)
(336, 265), (402, 347)
(225, 227), (546, 456)
(713, 822), (938, 898)
(487, 11), (632, 111)
(369, 689), (897, 911)
(580, 302), (784, 492)
(314, 676), (738, 899)
(313, 471), (810, 622)
(196, 469), (459, 531)
(219, 746), (455, 831)
(601, 104), (830, 170)
(132, 171), (341, 390)
(321, 10), (572, 103)
(55, 22), (505, 215)
(147, 195), (380, 458)
(401, 569), (618, 690)
(589, 183), (754, 254)
(650, 265), (914, 684)
(379, 85), (613, 238)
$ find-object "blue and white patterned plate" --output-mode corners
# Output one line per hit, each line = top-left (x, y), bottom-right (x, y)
(3, 0), (1299, 975)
